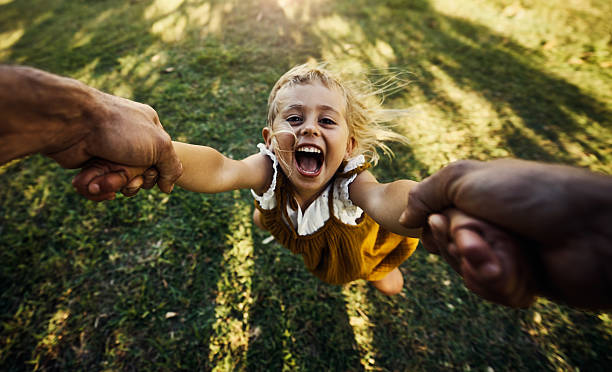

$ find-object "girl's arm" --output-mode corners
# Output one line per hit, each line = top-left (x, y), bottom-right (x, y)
(72, 142), (272, 200)
(173, 141), (272, 194)
(349, 170), (421, 238)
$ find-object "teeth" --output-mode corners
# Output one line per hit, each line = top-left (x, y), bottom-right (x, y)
(297, 146), (321, 153)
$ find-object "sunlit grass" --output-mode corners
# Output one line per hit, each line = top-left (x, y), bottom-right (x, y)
(208, 194), (255, 370)
(342, 282), (378, 370)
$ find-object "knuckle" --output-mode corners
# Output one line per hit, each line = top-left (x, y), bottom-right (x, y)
(445, 159), (479, 177)
(148, 106), (162, 126)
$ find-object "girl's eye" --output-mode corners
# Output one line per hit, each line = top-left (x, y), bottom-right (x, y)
(286, 116), (302, 125)
(320, 117), (336, 125)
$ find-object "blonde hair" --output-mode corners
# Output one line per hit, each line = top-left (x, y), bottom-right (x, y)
(266, 62), (410, 165)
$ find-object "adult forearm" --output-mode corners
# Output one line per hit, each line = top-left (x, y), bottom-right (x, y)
(0, 65), (99, 164)
(544, 167), (612, 309)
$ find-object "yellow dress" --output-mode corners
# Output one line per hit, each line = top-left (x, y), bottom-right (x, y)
(253, 145), (419, 285)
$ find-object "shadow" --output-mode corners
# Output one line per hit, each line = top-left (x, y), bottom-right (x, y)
(364, 248), (558, 370)
(0, 155), (232, 370)
(247, 233), (364, 370)
(323, 0), (611, 165)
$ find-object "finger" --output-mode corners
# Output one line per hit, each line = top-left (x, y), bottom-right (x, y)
(72, 166), (107, 195)
(442, 242), (462, 274)
(141, 167), (159, 189)
(121, 176), (144, 197)
(399, 160), (480, 228)
(460, 260), (508, 305)
(445, 208), (485, 234)
(89, 171), (129, 195)
(461, 255), (533, 308)
(153, 140), (183, 193)
(428, 213), (449, 254)
(450, 214), (536, 308)
(445, 208), (505, 280)
(419, 224), (439, 254)
(423, 213), (463, 273)
(454, 228), (502, 281)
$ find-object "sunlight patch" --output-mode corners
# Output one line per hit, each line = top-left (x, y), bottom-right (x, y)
(342, 282), (378, 369)
(112, 82), (133, 99)
(38, 309), (70, 359)
(277, 0), (326, 22)
(208, 194), (255, 368)
(313, 15), (398, 70)
(316, 14), (354, 38)
(406, 63), (512, 170)
(151, 13), (187, 42)
(71, 29), (94, 49)
(364, 39), (397, 68)
(188, 2), (212, 26)
(0, 27), (24, 51)
(145, 0), (185, 19)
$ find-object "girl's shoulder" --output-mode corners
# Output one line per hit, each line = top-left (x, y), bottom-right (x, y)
(331, 155), (371, 224)
(250, 144), (279, 206)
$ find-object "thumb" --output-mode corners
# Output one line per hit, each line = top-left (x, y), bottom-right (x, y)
(153, 143), (183, 194)
(400, 160), (480, 228)
(399, 185), (437, 228)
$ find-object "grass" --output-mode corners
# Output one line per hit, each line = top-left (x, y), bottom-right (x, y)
(1, 0), (611, 370)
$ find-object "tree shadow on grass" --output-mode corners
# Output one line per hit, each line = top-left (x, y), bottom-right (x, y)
(326, 0), (611, 166)
(247, 234), (363, 371)
(364, 249), (553, 371)
(0, 155), (232, 370)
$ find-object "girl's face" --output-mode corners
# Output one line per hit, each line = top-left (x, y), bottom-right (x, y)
(264, 81), (355, 206)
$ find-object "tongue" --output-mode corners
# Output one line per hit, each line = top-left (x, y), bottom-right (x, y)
(298, 156), (319, 173)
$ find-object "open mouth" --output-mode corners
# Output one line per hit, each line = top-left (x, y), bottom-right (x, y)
(295, 145), (323, 176)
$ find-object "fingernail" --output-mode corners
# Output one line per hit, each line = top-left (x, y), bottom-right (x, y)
(399, 211), (407, 224)
(429, 215), (447, 247)
(481, 262), (501, 280)
(428, 214), (445, 232)
(89, 183), (100, 195)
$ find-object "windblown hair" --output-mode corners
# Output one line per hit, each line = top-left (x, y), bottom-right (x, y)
(266, 62), (410, 165)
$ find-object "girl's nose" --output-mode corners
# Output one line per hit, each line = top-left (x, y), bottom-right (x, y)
(301, 121), (320, 137)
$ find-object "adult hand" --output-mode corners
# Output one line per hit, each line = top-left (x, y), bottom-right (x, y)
(400, 159), (612, 310)
(426, 208), (537, 308)
(0, 65), (182, 195)
(71, 160), (160, 201)
(51, 92), (181, 194)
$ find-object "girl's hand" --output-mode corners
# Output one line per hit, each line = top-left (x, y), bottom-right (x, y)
(427, 209), (537, 308)
(72, 159), (159, 201)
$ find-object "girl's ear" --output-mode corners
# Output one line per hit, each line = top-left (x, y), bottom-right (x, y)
(345, 136), (357, 159)
(262, 127), (272, 148)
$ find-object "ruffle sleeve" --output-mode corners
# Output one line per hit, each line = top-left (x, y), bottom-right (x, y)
(251, 143), (279, 210)
(332, 155), (366, 225)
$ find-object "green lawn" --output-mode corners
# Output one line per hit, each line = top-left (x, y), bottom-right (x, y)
(1, 0), (611, 370)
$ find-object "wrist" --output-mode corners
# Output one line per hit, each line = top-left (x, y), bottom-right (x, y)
(0, 66), (98, 163)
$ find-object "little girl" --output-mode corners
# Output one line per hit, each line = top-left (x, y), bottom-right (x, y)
(79, 63), (423, 295)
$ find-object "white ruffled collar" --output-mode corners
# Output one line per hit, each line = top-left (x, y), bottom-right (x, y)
(252, 144), (366, 235)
